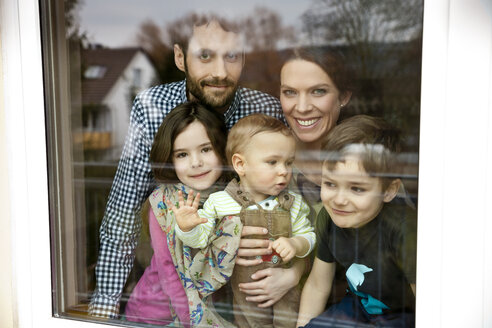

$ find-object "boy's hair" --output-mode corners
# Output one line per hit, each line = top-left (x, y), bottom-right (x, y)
(225, 114), (292, 165)
(321, 115), (401, 188)
(150, 101), (228, 183)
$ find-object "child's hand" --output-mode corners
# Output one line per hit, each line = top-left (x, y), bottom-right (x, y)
(167, 190), (208, 232)
(272, 237), (296, 263)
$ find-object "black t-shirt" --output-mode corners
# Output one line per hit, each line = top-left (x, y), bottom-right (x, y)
(317, 197), (417, 313)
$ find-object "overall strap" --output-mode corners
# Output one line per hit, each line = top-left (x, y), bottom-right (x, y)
(225, 178), (295, 211)
(224, 179), (258, 209)
(277, 190), (294, 211)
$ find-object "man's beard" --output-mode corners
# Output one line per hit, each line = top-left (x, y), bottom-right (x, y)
(186, 75), (238, 111)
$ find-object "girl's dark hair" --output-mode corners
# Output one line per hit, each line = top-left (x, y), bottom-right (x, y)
(283, 47), (355, 96)
(150, 101), (228, 183)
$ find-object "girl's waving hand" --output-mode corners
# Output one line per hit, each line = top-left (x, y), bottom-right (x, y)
(168, 190), (208, 232)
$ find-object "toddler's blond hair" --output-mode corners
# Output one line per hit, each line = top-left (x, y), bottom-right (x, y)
(226, 114), (292, 165)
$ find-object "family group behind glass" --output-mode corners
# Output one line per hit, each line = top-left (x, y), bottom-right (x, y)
(89, 15), (416, 328)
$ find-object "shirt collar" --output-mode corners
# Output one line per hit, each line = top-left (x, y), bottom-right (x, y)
(223, 87), (242, 122)
(180, 80), (188, 102)
(257, 195), (277, 206)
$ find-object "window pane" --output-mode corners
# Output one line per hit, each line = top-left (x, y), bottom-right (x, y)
(42, 0), (423, 326)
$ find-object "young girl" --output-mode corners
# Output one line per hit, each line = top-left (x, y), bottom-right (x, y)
(124, 101), (242, 328)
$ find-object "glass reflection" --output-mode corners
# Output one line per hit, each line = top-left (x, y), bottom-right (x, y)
(42, 1), (422, 326)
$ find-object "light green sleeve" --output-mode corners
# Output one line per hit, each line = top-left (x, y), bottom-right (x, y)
(290, 192), (316, 257)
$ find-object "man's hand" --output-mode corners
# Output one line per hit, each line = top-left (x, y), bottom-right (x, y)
(235, 226), (271, 266)
(238, 265), (298, 308)
(167, 190), (207, 232)
(272, 237), (296, 262)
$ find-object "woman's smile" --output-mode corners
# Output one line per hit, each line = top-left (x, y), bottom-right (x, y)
(296, 118), (320, 127)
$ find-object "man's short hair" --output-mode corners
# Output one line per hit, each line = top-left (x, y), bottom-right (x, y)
(226, 113), (292, 165)
(321, 115), (401, 187)
(170, 14), (239, 57)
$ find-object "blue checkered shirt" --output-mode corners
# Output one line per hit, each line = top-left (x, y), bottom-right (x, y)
(89, 80), (283, 318)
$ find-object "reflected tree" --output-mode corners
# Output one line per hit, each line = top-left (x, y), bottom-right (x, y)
(302, 0), (423, 150)
(65, 0), (87, 43)
(302, 0), (422, 43)
(136, 20), (183, 84)
(241, 6), (297, 52)
(238, 7), (298, 96)
(302, 0), (422, 78)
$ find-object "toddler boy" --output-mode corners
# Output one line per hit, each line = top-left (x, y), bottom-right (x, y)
(297, 115), (417, 328)
(172, 114), (315, 328)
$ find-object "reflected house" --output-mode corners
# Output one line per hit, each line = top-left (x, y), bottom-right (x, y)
(81, 47), (157, 160)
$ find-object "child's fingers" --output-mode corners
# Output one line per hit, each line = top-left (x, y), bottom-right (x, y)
(186, 189), (194, 206)
(177, 190), (185, 207)
(271, 242), (281, 253)
(272, 239), (279, 248)
(272, 239), (284, 252)
(272, 236), (285, 247)
(278, 249), (287, 261)
(192, 192), (201, 209)
(271, 240), (292, 260)
(166, 200), (176, 212)
(279, 248), (294, 262)
(282, 252), (294, 262)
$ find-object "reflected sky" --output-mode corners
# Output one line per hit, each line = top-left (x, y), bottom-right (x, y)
(79, 0), (311, 48)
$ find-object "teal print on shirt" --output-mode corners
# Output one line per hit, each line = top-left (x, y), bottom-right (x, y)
(346, 263), (390, 315)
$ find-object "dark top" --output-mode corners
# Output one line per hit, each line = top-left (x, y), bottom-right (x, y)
(317, 197), (417, 313)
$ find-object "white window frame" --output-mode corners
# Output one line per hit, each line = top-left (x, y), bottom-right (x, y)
(1, 0), (491, 327)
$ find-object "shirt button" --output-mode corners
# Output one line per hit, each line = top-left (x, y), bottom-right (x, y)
(237, 190), (242, 194)
(284, 195), (289, 200)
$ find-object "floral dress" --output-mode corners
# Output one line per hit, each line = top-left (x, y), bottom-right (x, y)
(149, 183), (243, 327)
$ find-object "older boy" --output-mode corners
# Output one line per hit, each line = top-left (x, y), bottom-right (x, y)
(297, 115), (417, 328)
(172, 114), (315, 327)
